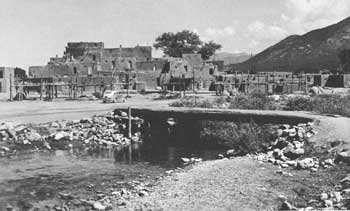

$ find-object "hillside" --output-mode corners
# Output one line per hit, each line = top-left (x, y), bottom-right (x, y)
(212, 52), (251, 65)
(231, 17), (350, 73)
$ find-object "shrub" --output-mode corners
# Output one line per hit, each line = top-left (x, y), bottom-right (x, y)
(228, 92), (276, 110)
(285, 96), (312, 111)
(199, 120), (276, 153)
(285, 95), (350, 117)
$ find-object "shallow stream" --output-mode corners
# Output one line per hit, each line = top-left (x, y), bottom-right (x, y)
(0, 142), (221, 210)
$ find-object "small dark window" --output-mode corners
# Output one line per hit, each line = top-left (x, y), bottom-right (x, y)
(184, 65), (188, 72)
(0, 70), (3, 78)
(112, 61), (116, 68)
(73, 67), (77, 75)
(92, 55), (96, 61)
(209, 68), (214, 75)
(128, 61), (133, 69)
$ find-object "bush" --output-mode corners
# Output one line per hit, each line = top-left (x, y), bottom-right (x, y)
(228, 92), (276, 110)
(285, 96), (312, 111)
(199, 120), (276, 153)
(169, 93), (350, 117)
(285, 95), (350, 117)
(312, 95), (350, 117)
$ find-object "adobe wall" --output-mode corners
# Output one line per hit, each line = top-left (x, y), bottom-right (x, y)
(0, 67), (15, 100)
(136, 60), (167, 71)
(102, 46), (152, 61)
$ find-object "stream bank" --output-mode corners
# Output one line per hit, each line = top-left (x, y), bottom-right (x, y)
(1, 108), (350, 210)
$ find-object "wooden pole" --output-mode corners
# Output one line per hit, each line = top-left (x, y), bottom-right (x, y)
(128, 107), (132, 139)
(40, 79), (43, 100)
(9, 73), (13, 101)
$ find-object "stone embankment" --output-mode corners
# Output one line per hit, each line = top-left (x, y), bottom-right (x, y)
(0, 110), (143, 157)
(217, 121), (350, 210)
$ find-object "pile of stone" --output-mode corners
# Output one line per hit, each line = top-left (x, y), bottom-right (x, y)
(284, 173), (350, 210)
(39, 180), (153, 211)
(249, 123), (324, 171)
(221, 122), (324, 171)
(0, 110), (144, 157)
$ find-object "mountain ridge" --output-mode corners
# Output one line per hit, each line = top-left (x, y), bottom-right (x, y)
(230, 16), (350, 73)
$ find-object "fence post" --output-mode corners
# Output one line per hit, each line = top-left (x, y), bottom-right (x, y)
(128, 107), (132, 139)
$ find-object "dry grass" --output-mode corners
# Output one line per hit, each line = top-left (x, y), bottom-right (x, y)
(170, 93), (350, 117)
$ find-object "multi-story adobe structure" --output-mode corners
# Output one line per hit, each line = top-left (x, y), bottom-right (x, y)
(0, 67), (26, 100)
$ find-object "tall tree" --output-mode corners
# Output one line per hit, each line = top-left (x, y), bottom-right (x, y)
(198, 41), (222, 60)
(154, 30), (202, 58)
(154, 30), (221, 59)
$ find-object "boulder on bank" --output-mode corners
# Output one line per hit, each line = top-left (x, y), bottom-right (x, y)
(297, 158), (315, 169)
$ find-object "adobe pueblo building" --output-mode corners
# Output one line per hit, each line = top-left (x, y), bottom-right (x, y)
(19, 42), (221, 100)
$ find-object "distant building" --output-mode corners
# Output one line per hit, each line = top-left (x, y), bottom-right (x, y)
(0, 67), (26, 100)
(158, 54), (218, 91)
(29, 42), (153, 78)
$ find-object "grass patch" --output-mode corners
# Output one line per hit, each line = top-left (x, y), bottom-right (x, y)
(285, 95), (350, 117)
(169, 93), (350, 117)
(199, 120), (276, 154)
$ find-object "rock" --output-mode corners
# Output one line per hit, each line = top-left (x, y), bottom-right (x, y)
(226, 149), (236, 157)
(285, 160), (297, 167)
(93, 201), (106, 210)
(0, 146), (10, 152)
(138, 190), (149, 197)
(280, 163), (289, 168)
(274, 137), (289, 149)
(6, 204), (13, 211)
(297, 158), (315, 169)
(284, 147), (304, 160)
(342, 188), (350, 194)
(292, 141), (303, 149)
(181, 158), (190, 163)
(341, 174), (350, 189)
(26, 132), (42, 142)
(280, 201), (297, 210)
(51, 122), (61, 128)
(273, 148), (283, 159)
(111, 191), (121, 197)
(54, 131), (69, 141)
(332, 191), (342, 203)
(71, 199), (81, 205)
(288, 128), (297, 137)
(268, 158), (276, 163)
(320, 192), (328, 201)
(310, 167), (318, 172)
(276, 129), (283, 137)
(217, 154), (224, 159)
(23, 140), (31, 145)
(324, 158), (334, 166)
(334, 149), (347, 162)
(324, 199), (333, 207)
(43, 142), (51, 150)
(58, 192), (74, 200)
(165, 170), (174, 174)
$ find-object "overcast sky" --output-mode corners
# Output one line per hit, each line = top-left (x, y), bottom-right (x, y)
(1, 0), (350, 70)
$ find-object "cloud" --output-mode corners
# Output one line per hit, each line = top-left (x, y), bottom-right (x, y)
(284, 0), (350, 33)
(204, 26), (236, 38)
(247, 21), (288, 41)
(248, 40), (260, 49)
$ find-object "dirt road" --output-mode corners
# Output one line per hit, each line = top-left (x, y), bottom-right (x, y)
(0, 95), (170, 124)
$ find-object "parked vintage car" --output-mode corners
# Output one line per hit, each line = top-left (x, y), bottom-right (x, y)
(102, 90), (125, 103)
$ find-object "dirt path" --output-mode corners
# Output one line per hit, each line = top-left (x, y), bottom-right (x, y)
(127, 156), (347, 211)
(0, 94), (172, 124)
